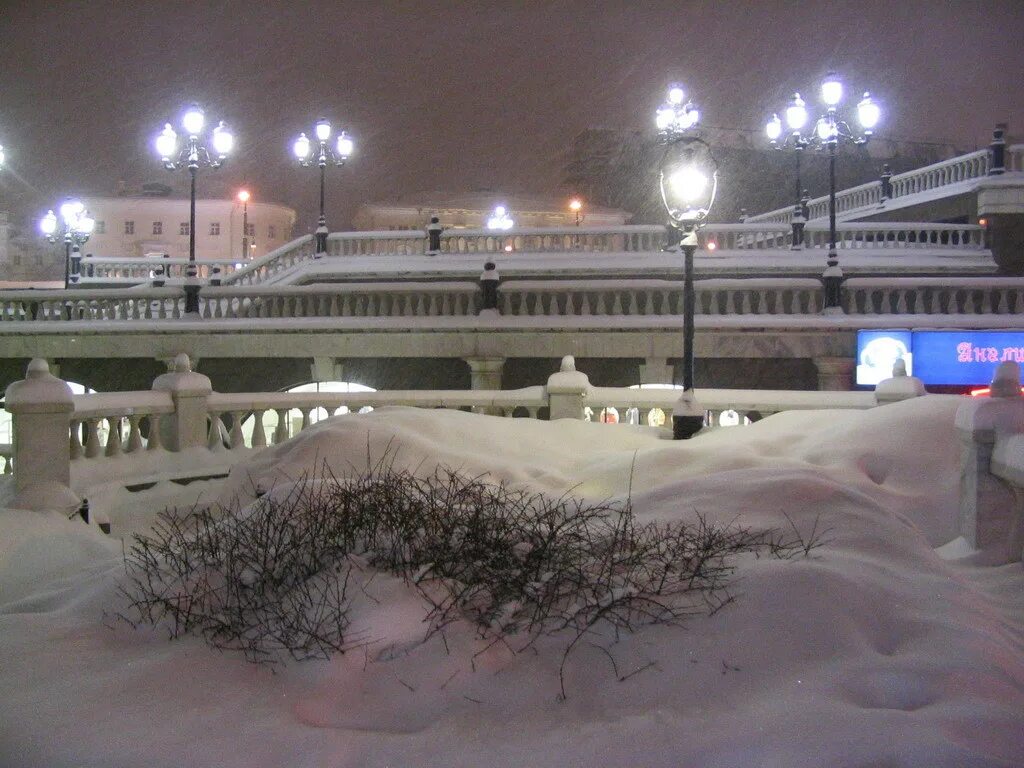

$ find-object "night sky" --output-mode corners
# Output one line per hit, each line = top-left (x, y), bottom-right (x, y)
(1, 0), (1022, 232)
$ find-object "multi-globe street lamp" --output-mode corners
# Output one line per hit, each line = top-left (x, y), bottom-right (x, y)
(155, 104), (234, 313)
(655, 84), (718, 439)
(766, 73), (880, 312)
(486, 205), (514, 230)
(569, 198), (583, 226)
(39, 200), (94, 289)
(292, 119), (354, 256)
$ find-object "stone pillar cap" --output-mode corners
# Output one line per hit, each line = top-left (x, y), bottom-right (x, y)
(5, 359), (74, 411)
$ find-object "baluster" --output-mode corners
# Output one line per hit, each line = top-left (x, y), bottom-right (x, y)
(610, 293), (623, 315)
(299, 408), (312, 432)
(84, 418), (102, 458)
(595, 293), (608, 314)
(208, 412), (226, 451)
(104, 416), (123, 456)
(126, 414), (144, 453)
(627, 292), (639, 315)
(251, 410), (268, 448)
(146, 414), (164, 451)
(272, 409), (290, 444)
(527, 406), (540, 419)
(69, 420), (84, 460)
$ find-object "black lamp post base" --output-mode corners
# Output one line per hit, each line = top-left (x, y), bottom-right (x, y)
(672, 413), (704, 440)
(184, 284), (201, 316)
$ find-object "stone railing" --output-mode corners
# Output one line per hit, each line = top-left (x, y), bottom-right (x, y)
(0, 287), (185, 321)
(198, 282), (481, 319)
(747, 148), (998, 224)
(5, 275), (1024, 326)
(699, 222), (983, 251)
(79, 257), (241, 283)
(955, 361), (1024, 564)
(220, 235), (318, 286)
(843, 277), (1024, 315)
(3, 354), (924, 516)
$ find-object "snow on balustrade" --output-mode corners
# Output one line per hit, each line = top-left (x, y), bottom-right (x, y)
(843, 277), (1024, 315)
(199, 282), (480, 319)
(0, 288), (185, 321)
(70, 391), (174, 461)
(79, 257), (241, 283)
(748, 149), (995, 225)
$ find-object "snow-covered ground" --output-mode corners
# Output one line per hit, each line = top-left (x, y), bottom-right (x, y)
(1, 398), (1023, 767)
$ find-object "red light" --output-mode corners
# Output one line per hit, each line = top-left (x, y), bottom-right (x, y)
(970, 386), (1024, 397)
(978, 218), (988, 227)
(706, 241), (717, 251)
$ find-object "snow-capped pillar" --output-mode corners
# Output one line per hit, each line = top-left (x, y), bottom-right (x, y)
(4, 359), (76, 504)
(151, 353), (213, 452)
(955, 361), (1024, 561)
(546, 356), (590, 421)
(988, 124), (1006, 176)
(426, 216), (443, 255)
(874, 359), (926, 404)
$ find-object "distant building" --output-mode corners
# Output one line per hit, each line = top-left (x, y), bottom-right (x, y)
(352, 192), (631, 231)
(80, 189), (297, 261)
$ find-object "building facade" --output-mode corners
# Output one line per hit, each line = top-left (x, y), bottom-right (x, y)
(80, 195), (297, 261)
(352, 192), (630, 231)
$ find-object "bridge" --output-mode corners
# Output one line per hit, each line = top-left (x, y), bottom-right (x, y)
(1, 141), (1023, 396)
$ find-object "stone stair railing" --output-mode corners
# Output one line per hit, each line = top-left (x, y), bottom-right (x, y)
(79, 257), (241, 283)
(747, 145), (1024, 225)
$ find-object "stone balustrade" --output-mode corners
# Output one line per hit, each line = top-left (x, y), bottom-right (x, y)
(748, 148), (999, 225)
(199, 282), (481, 319)
(3, 355), (925, 514)
(4, 275), (1024, 328)
(79, 257), (241, 283)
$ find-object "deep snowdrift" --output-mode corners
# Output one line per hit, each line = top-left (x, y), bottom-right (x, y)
(1, 397), (1023, 768)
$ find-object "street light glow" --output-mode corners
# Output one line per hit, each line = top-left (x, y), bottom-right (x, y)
(237, 189), (250, 203)
(785, 93), (808, 130)
(59, 200), (85, 223)
(315, 118), (331, 142)
(857, 92), (880, 130)
(0, 144), (5, 167)
(155, 124), (178, 160)
(293, 132), (311, 160)
(569, 199), (582, 212)
(668, 86), (685, 105)
(39, 210), (57, 236)
(487, 206), (514, 230)
(182, 105), (205, 136)
(821, 72), (843, 106)
(211, 122), (234, 157)
(336, 132), (354, 158)
(816, 117), (836, 141)
(766, 114), (783, 141)
(668, 166), (708, 205)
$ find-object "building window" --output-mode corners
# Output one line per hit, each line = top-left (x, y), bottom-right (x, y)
(210, 222), (220, 236)
(245, 223), (255, 237)
(152, 221), (163, 235)
(179, 222), (190, 236)
(95, 221), (105, 234)
(124, 221), (135, 235)
(267, 225), (277, 239)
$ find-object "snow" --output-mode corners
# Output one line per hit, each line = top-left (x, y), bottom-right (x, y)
(2, 399), (1024, 767)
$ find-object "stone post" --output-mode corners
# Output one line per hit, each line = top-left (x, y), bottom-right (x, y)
(427, 216), (443, 255)
(879, 164), (893, 203)
(151, 353), (213, 451)
(4, 359), (78, 510)
(546, 356), (590, 421)
(955, 361), (1024, 560)
(873, 359), (926, 404)
(479, 261), (500, 313)
(988, 124), (1006, 176)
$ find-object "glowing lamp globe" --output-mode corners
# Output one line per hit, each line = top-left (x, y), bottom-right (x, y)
(293, 133), (311, 160)
(182, 105), (205, 136)
(77, 215), (95, 235)
(39, 210), (57, 236)
(668, 167), (708, 205)
(336, 133), (354, 158)
(785, 94), (808, 130)
(212, 122), (234, 157)
(668, 86), (685, 105)
(155, 124), (177, 159)
(857, 93), (880, 130)
(315, 119), (331, 142)
(237, 190), (250, 203)
(821, 73), (843, 107)
(766, 114), (782, 141)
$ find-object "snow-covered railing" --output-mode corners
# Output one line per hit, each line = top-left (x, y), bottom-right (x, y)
(78, 257), (241, 283)
(198, 282), (481, 319)
(747, 148), (997, 225)
(0, 287), (185, 321)
(955, 361), (1024, 564)
(436, 225), (666, 255)
(843, 277), (1024, 315)
(3, 355), (926, 513)
(220, 235), (318, 286)
(699, 222), (983, 251)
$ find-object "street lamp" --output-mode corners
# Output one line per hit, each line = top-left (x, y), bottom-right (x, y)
(569, 198), (583, 226)
(768, 73), (879, 312)
(155, 103), (234, 314)
(40, 199), (95, 289)
(766, 93), (811, 249)
(0, 144), (5, 168)
(237, 189), (253, 260)
(655, 84), (718, 439)
(486, 205), (514, 230)
(292, 118), (354, 256)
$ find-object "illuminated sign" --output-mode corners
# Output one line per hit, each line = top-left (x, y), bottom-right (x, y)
(857, 330), (1024, 386)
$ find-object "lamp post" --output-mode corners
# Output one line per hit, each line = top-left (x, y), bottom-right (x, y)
(155, 104), (234, 314)
(569, 198), (583, 226)
(655, 84), (717, 439)
(40, 200), (94, 289)
(293, 118), (354, 257)
(486, 205), (514, 230)
(237, 189), (252, 260)
(769, 73), (880, 312)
